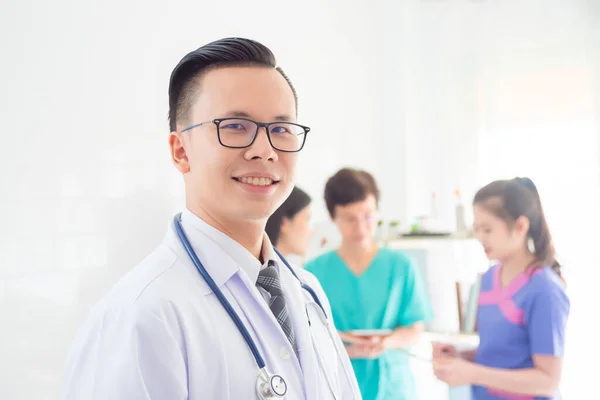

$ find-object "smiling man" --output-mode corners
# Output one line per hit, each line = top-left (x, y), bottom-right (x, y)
(60, 38), (361, 400)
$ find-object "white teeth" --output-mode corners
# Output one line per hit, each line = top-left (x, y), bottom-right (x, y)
(239, 177), (274, 186)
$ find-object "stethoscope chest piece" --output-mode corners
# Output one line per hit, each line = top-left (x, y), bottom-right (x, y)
(257, 368), (287, 399)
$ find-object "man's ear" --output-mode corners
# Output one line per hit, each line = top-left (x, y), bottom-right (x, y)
(169, 131), (190, 174)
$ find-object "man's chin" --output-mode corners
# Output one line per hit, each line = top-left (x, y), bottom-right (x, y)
(237, 208), (276, 223)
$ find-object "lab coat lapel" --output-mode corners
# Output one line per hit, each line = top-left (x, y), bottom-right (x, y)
(279, 263), (323, 400)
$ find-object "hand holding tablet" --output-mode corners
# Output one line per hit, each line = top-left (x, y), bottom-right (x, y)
(340, 329), (393, 348)
(349, 329), (393, 337)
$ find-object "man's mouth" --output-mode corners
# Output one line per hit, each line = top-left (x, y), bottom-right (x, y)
(233, 177), (278, 186)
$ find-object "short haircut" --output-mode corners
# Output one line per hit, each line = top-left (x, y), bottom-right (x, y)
(167, 37), (298, 132)
(265, 186), (311, 246)
(324, 168), (380, 218)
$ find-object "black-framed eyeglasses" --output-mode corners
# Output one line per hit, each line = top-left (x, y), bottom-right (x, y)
(181, 118), (311, 153)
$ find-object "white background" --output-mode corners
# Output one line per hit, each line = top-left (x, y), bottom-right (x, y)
(1, 0), (598, 398)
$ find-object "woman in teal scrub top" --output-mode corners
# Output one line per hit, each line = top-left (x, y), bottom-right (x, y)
(305, 168), (433, 400)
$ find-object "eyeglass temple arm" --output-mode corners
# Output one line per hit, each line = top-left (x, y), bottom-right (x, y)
(180, 120), (214, 133)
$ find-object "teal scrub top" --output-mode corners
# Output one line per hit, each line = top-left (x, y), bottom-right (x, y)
(304, 248), (433, 400)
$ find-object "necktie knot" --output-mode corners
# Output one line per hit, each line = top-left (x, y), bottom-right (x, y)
(256, 261), (283, 297)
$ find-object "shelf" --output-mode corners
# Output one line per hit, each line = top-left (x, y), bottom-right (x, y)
(384, 234), (477, 247)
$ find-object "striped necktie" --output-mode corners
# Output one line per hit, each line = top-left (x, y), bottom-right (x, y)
(256, 260), (296, 348)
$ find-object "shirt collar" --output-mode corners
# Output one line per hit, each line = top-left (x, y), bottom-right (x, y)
(181, 209), (279, 285)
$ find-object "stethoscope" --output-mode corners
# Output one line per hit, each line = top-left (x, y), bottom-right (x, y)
(173, 213), (356, 399)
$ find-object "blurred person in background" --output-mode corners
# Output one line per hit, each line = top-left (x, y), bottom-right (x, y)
(266, 186), (312, 265)
(305, 167), (433, 400)
(432, 177), (569, 400)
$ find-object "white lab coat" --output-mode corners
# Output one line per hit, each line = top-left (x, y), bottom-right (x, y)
(61, 209), (362, 400)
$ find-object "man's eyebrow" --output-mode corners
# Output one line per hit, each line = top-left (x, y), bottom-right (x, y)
(223, 110), (251, 118)
(272, 114), (294, 122)
(222, 111), (295, 122)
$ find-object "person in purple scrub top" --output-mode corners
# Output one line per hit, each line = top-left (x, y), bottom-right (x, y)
(432, 177), (570, 400)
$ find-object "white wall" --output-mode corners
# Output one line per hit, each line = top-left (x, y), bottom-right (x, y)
(374, 0), (599, 231)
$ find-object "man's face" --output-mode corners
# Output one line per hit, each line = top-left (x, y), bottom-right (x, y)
(170, 66), (299, 222)
(333, 195), (379, 246)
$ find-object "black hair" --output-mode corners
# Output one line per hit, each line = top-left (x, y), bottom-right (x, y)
(167, 37), (298, 132)
(324, 168), (380, 218)
(473, 177), (563, 280)
(265, 186), (311, 246)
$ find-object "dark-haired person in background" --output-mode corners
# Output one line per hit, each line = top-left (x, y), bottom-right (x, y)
(61, 38), (361, 400)
(432, 177), (570, 400)
(266, 186), (313, 263)
(305, 167), (433, 400)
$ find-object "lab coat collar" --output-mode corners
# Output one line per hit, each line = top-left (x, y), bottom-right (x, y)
(230, 229), (280, 285)
(179, 209), (279, 289)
